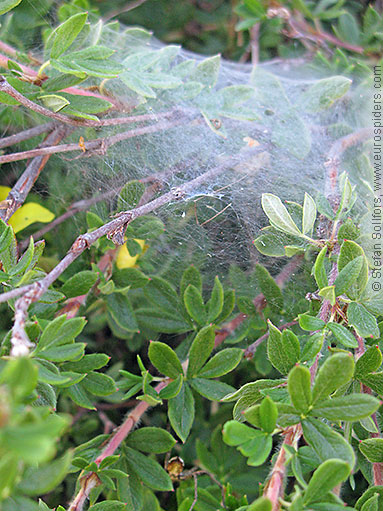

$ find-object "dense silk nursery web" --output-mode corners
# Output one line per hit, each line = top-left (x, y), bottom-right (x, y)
(0, 4), (381, 511)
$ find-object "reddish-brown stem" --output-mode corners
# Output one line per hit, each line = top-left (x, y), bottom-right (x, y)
(263, 424), (302, 511)
(0, 115), (191, 164)
(0, 75), (177, 128)
(250, 23), (260, 66)
(281, 8), (365, 54)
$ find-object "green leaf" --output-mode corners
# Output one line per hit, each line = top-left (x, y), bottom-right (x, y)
(42, 73), (84, 92)
(82, 372), (117, 396)
(327, 322), (358, 348)
(261, 193), (301, 236)
(298, 76), (351, 112)
(66, 383), (95, 410)
(36, 315), (86, 351)
(222, 420), (258, 446)
(187, 325), (215, 378)
(244, 404), (262, 429)
(355, 346), (383, 378)
(168, 383), (194, 442)
(259, 396), (278, 433)
(302, 193), (317, 235)
(190, 378), (235, 401)
(184, 284), (206, 325)
(312, 353), (354, 404)
(38, 343), (85, 363)
(106, 293), (139, 332)
(120, 70), (156, 98)
(360, 372), (383, 396)
(3, 414), (69, 463)
(288, 365), (312, 415)
(39, 94), (70, 112)
(88, 502), (126, 511)
(159, 374), (183, 400)
(334, 256), (364, 296)
(34, 382), (57, 409)
(298, 314), (326, 331)
(348, 302), (380, 339)
(242, 433), (273, 466)
(272, 108), (311, 159)
(8, 237), (34, 276)
(181, 265), (202, 297)
(338, 241), (368, 300)
(312, 393), (380, 421)
(136, 308), (190, 334)
(144, 276), (180, 313)
(314, 246), (328, 289)
(207, 276), (224, 323)
(318, 285), (336, 306)
(197, 348), (243, 378)
(62, 353), (110, 373)
(267, 321), (300, 374)
(61, 270), (98, 298)
(116, 465), (143, 510)
(360, 494), (379, 511)
(0, 0), (22, 15)
(253, 230), (287, 257)
(336, 173), (354, 219)
(247, 497), (272, 511)
(112, 267), (149, 290)
(0, 357), (38, 400)
(359, 438), (383, 463)
(148, 341), (183, 379)
(222, 378), (285, 403)
(126, 427), (176, 454)
(356, 488), (383, 510)
(50, 12), (88, 59)
(303, 459), (351, 504)
(255, 264), (283, 312)
(17, 450), (72, 496)
(193, 55), (220, 87)
(302, 417), (355, 468)
(300, 332), (324, 363)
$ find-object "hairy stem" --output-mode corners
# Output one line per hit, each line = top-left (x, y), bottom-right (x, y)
(263, 424), (302, 511)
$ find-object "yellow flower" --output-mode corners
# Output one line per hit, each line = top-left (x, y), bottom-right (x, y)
(116, 239), (145, 269)
(0, 186), (55, 233)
